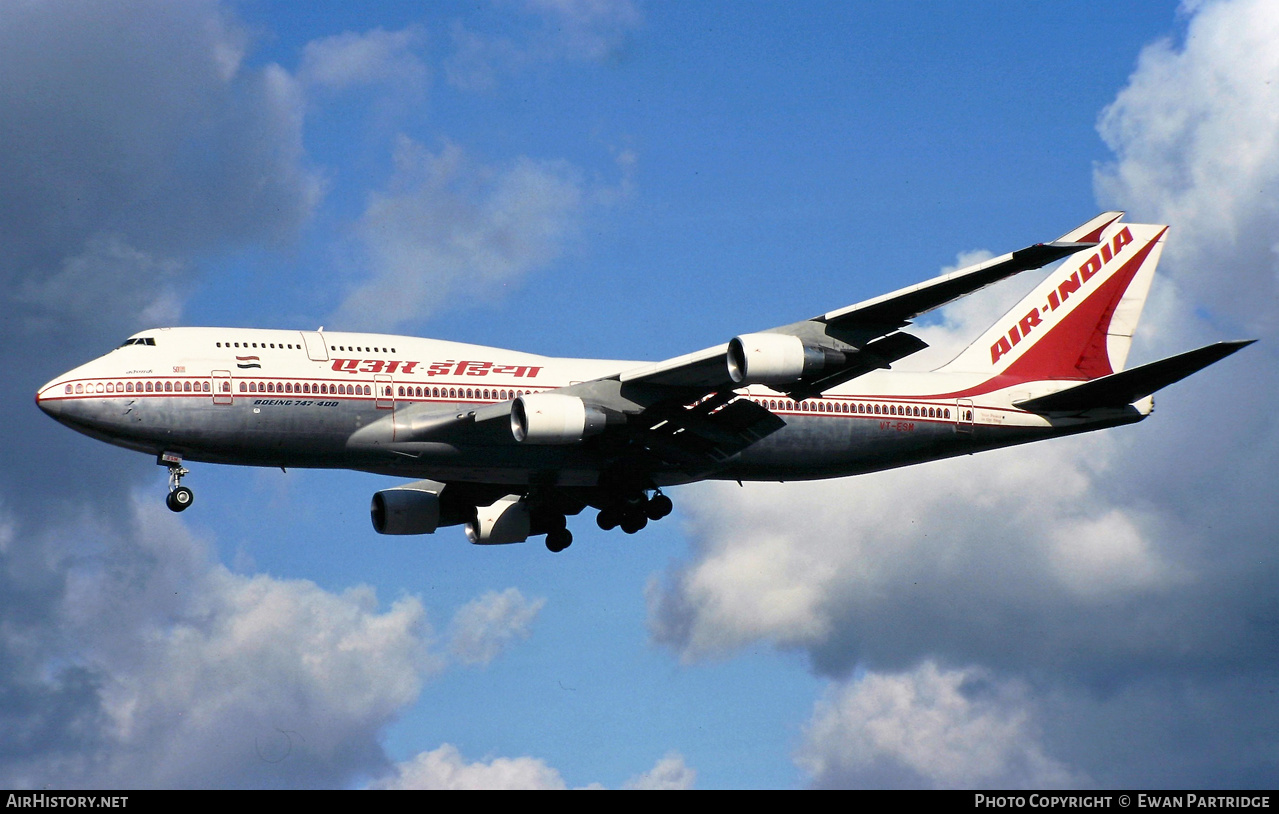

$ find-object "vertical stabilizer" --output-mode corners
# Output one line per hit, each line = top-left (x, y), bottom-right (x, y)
(937, 214), (1166, 382)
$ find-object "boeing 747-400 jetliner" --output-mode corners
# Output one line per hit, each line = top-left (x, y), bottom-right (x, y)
(38, 213), (1251, 552)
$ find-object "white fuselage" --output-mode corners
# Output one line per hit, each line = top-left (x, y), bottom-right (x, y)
(36, 327), (1147, 488)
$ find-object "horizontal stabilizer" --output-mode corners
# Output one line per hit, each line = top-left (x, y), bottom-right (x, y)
(1015, 340), (1255, 413)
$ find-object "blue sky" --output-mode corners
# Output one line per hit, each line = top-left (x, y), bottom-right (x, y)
(4, 0), (1279, 789)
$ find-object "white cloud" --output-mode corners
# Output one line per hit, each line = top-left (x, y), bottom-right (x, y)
(649, 430), (1188, 671)
(299, 26), (429, 92)
(444, 0), (641, 90)
(371, 744), (567, 789)
(448, 587), (546, 666)
(1, 496), (564, 789)
(334, 137), (586, 330)
(373, 745), (695, 790)
(623, 751), (697, 790)
(14, 234), (185, 341)
(520, 0), (643, 60)
(797, 663), (1081, 789)
(0, 2), (322, 268)
(1095, 0), (1279, 338)
(0, 499), (439, 789)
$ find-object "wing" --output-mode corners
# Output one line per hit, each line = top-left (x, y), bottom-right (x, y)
(612, 212), (1115, 398)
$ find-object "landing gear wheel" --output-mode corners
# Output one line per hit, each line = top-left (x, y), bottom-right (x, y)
(546, 527), (573, 553)
(596, 506), (621, 531)
(619, 513), (648, 534)
(166, 486), (194, 512)
(160, 453), (193, 513)
(646, 494), (673, 520)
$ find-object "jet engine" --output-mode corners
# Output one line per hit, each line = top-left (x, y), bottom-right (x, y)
(511, 393), (608, 444)
(465, 497), (531, 545)
(727, 333), (846, 385)
(370, 481), (442, 535)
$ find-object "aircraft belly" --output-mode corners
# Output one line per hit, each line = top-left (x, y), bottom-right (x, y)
(719, 414), (1020, 480)
(72, 395), (364, 465)
(718, 409), (1144, 481)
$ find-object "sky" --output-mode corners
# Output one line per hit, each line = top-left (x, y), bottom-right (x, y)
(2, 0), (1277, 789)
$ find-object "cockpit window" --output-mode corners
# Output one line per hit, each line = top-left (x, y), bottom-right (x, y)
(118, 337), (157, 347)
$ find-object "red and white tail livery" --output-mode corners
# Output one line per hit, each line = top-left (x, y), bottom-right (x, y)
(940, 211), (1161, 382)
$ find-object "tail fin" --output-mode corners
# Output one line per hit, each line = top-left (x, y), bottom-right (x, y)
(937, 212), (1166, 382)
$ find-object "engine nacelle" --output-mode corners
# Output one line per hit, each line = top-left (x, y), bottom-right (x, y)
(465, 497), (530, 545)
(511, 393), (608, 444)
(370, 481), (442, 535)
(727, 333), (846, 385)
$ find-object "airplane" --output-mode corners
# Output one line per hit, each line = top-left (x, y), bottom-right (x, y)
(37, 212), (1252, 552)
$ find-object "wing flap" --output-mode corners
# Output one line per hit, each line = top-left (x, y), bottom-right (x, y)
(636, 392), (786, 465)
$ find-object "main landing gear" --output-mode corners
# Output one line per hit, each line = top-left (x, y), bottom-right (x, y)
(595, 491), (673, 535)
(545, 520), (572, 554)
(159, 452), (194, 513)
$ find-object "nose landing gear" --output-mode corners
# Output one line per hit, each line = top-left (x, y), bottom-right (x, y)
(159, 451), (193, 513)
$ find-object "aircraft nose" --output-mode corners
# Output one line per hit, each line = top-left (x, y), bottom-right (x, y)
(36, 379), (66, 419)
